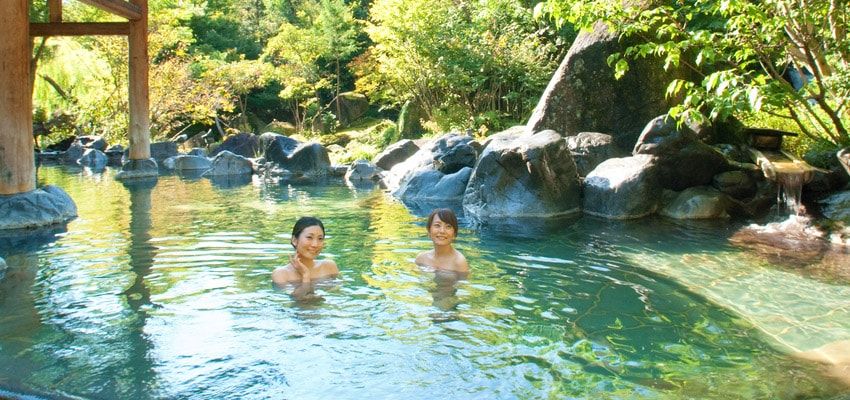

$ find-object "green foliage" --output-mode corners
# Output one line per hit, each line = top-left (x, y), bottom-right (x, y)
(355, 0), (559, 134)
(541, 0), (850, 149)
(263, 1), (363, 134)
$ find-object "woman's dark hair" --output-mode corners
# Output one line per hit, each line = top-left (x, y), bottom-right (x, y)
(426, 208), (458, 233)
(291, 216), (325, 248)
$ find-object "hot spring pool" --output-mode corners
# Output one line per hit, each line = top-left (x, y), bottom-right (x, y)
(0, 166), (849, 399)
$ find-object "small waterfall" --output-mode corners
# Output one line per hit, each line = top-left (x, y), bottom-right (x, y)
(749, 148), (815, 216)
(775, 169), (806, 215)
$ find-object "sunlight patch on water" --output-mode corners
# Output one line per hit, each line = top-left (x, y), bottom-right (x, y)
(622, 249), (850, 353)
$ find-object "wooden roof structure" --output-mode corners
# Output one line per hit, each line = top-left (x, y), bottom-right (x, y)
(0, 0), (150, 195)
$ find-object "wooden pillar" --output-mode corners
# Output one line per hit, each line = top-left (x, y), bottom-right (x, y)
(0, 0), (35, 195)
(127, 0), (150, 160)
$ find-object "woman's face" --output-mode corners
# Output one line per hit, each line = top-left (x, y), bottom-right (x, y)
(292, 225), (325, 260)
(428, 215), (456, 246)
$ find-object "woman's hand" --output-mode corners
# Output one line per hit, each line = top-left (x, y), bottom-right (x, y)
(290, 253), (311, 282)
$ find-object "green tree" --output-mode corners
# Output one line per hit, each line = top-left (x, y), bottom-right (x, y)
(202, 58), (272, 132)
(263, 22), (330, 132)
(541, 0), (850, 147)
(356, 0), (559, 134)
(314, 0), (362, 119)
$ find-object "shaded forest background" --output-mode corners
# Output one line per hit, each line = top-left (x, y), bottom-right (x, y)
(28, 0), (850, 165)
(29, 0), (572, 163)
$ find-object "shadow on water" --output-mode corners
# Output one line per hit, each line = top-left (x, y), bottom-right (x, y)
(400, 199), (465, 219)
(0, 225), (67, 257)
(473, 214), (583, 240)
(169, 169), (206, 182)
(208, 174), (253, 189)
(116, 178), (159, 396)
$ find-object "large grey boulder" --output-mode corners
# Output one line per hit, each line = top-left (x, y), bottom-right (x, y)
(565, 132), (624, 177)
(63, 143), (85, 164)
(162, 155), (212, 171)
(286, 143), (332, 175)
(398, 100), (427, 138)
(463, 130), (581, 218)
(187, 147), (208, 157)
(335, 92), (369, 126)
(395, 167), (473, 201)
(384, 133), (478, 192)
(820, 191), (850, 223)
(259, 132), (299, 163)
(373, 139), (419, 170)
(0, 256), (6, 280)
(527, 21), (692, 149)
(211, 133), (261, 158)
(76, 135), (107, 151)
(634, 115), (729, 191)
(259, 133), (330, 176)
(712, 170), (756, 200)
(77, 149), (108, 172)
(121, 142), (179, 163)
(202, 150), (253, 176)
(0, 185), (78, 230)
(345, 160), (380, 182)
(583, 155), (660, 219)
(150, 142), (179, 161)
(660, 186), (732, 219)
(431, 134), (478, 174)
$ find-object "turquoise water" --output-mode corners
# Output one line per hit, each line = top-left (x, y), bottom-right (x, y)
(0, 166), (848, 399)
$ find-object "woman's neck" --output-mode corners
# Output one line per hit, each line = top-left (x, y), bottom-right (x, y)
(434, 244), (454, 257)
(300, 256), (316, 269)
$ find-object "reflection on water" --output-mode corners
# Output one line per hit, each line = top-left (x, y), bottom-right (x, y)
(0, 166), (848, 399)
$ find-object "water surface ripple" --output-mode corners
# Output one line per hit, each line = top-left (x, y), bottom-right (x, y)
(0, 167), (847, 399)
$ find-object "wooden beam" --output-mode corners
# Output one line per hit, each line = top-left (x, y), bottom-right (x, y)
(30, 22), (130, 36)
(48, 0), (62, 22)
(76, 0), (141, 20)
(0, 0), (36, 194)
(127, 0), (150, 160)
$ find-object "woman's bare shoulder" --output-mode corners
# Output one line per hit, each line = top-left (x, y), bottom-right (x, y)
(454, 250), (469, 272)
(319, 259), (339, 274)
(271, 265), (297, 283)
(415, 250), (433, 265)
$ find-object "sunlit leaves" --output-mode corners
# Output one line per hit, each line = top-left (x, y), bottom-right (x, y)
(541, 0), (850, 146)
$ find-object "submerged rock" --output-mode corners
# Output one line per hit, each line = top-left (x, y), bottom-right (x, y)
(729, 216), (829, 266)
(660, 186), (731, 219)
